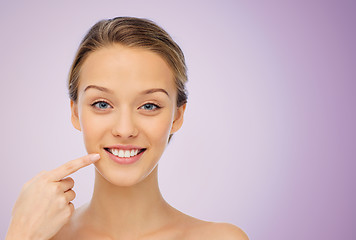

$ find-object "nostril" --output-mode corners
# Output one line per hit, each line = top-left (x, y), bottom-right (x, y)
(111, 125), (138, 137)
(111, 116), (138, 138)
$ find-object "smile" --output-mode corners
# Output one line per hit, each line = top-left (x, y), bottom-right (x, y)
(105, 148), (145, 158)
(104, 145), (146, 165)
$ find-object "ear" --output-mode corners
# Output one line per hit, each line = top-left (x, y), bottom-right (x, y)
(70, 100), (81, 131)
(170, 103), (186, 134)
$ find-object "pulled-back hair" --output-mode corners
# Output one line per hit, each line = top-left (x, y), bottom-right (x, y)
(68, 17), (188, 108)
(68, 17), (188, 142)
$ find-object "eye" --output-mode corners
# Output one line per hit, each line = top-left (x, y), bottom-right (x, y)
(92, 101), (112, 110)
(139, 103), (161, 111)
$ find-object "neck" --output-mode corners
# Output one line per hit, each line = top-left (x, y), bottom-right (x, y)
(87, 165), (173, 238)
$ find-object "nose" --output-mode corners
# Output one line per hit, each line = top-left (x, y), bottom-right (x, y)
(111, 107), (138, 138)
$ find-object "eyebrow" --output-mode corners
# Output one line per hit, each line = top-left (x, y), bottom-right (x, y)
(83, 85), (170, 97)
(84, 85), (114, 94)
(141, 88), (170, 97)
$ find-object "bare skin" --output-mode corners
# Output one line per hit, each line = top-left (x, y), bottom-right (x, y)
(6, 154), (101, 240)
(7, 45), (248, 240)
(51, 166), (248, 240)
(56, 45), (248, 240)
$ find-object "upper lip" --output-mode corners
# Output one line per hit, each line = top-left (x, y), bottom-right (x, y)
(104, 144), (145, 150)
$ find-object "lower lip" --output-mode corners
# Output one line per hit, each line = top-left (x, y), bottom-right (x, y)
(106, 149), (144, 165)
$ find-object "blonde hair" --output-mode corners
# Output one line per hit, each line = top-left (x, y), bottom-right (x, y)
(68, 16), (188, 107)
(68, 17), (188, 142)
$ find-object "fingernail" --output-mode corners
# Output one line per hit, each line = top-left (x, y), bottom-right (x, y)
(89, 154), (100, 162)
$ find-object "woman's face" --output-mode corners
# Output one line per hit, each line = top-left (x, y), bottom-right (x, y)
(71, 44), (185, 186)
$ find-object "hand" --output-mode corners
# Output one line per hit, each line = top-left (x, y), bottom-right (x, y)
(5, 153), (100, 240)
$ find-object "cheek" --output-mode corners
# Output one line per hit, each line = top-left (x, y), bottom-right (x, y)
(79, 107), (174, 150)
(80, 110), (109, 150)
(141, 113), (173, 145)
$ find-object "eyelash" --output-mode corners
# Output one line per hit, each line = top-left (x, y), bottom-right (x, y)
(91, 101), (161, 111)
(91, 100), (112, 110)
(139, 103), (161, 111)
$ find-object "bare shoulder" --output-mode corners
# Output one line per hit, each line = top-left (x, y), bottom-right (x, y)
(185, 221), (249, 240)
(169, 208), (248, 240)
(207, 222), (249, 240)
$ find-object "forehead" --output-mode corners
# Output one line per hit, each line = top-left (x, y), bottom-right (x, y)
(78, 44), (176, 96)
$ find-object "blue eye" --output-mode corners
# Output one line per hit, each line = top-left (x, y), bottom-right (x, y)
(92, 101), (112, 110)
(140, 103), (160, 111)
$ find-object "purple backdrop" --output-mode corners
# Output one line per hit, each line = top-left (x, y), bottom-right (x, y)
(1, 1), (355, 239)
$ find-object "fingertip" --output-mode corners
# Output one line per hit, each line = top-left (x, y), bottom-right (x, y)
(88, 153), (100, 162)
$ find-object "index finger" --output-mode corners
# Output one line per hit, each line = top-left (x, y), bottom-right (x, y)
(50, 154), (100, 181)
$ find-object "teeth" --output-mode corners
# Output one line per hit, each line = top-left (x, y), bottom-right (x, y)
(109, 148), (141, 158)
(124, 150), (130, 157)
(119, 150), (124, 157)
(112, 149), (119, 156)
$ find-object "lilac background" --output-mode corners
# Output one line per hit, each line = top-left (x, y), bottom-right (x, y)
(1, 1), (355, 239)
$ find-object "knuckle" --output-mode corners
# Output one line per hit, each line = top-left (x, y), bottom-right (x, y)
(22, 171), (53, 192)
(63, 162), (75, 173)
(37, 171), (50, 181)
(59, 195), (68, 206)
(38, 170), (49, 177)
(51, 183), (61, 194)
(79, 157), (89, 166)
(39, 170), (48, 175)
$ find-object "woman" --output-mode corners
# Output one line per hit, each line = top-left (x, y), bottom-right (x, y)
(6, 17), (248, 240)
